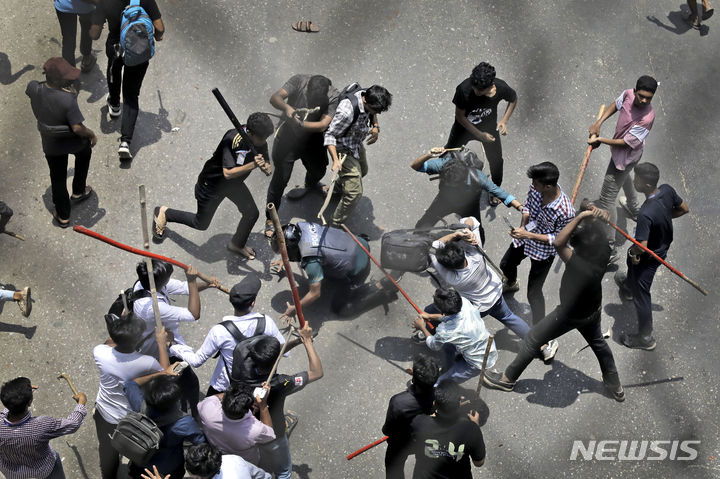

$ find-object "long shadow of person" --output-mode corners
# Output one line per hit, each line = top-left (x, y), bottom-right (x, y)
(40, 167), (106, 228)
(647, 5), (700, 34)
(77, 59), (107, 104)
(511, 360), (607, 408)
(0, 53), (34, 85)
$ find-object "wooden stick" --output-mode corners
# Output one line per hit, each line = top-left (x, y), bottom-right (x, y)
(72, 225), (230, 294)
(57, 373), (79, 396)
(267, 203), (306, 328)
(2, 231), (25, 241)
(120, 290), (129, 314)
(264, 326), (295, 385)
(570, 104), (606, 205)
(608, 219), (708, 296)
(139, 185), (163, 329)
(317, 153), (345, 225)
(476, 335), (495, 396)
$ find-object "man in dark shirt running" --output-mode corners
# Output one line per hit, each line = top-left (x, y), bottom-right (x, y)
(615, 163), (689, 350)
(484, 206), (625, 401)
(153, 113), (274, 259)
(382, 354), (440, 479)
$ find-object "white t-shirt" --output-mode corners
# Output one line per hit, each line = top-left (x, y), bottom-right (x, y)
(215, 454), (271, 479)
(93, 344), (163, 423)
(429, 216), (502, 311)
(133, 278), (196, 358)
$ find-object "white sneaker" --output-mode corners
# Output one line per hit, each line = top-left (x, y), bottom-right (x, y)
(118, 141), (132, 160)
(618, 196), (638, 221)
(107, 95), (121, 118)
(542, 339), (559, 362)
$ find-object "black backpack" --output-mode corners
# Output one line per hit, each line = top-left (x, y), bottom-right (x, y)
(108, 282), (151, 317)
(338, 82), (365, 135)
(110, 402), (183, 465)
(218, 315), (267, 384)
(438, 148), (485, 190)
(380, 225), (467, 272)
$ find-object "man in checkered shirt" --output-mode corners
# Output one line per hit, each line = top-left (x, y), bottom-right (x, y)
(500, 161), (575, 362)
(323, 84), (392, 227)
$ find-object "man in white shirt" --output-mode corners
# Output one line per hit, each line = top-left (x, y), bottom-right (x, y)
(170, 273), (286, 395)
(93, 313), (175, 479)
(184, 443), (271, 479)
(413, 287), (497, 385)
(429, 216), (529, 339)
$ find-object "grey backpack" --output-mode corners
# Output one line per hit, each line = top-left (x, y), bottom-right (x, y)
(109, 404), (182, 465)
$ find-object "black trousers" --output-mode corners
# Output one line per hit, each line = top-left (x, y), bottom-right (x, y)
(106, 43), (149, 142)
(0, 201), (12, 231)
(505, 308), (621, 387)
(385, 440), (412, 479)
(499, 244), (554, 324)
(445, 122), (504, 186)
(165, 181), (259, 248)
(55, 9), (93, 66)
(265, 129), (327, 219)
(45, 142), (92, 220)
(414, 189), (486, 244)
(93, 409), (120, 479)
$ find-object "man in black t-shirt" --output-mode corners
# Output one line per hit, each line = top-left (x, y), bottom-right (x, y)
(154, 113), (274, 259)
(383, 354), (440, 479)
(615, 163), (689, 350)
(26, 57), (97, 227)
(484, 206), (626, 402)
(89, 0), (164, 160)
(410, 380), (485, 479)
(264, 74), (339, 235)
(446, 62), (517, 205)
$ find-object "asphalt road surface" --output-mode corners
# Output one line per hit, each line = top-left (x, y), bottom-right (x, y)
(1, 1), (718, 478)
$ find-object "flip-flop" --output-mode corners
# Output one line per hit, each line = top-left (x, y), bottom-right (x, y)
(264, 221), (276, 239)
(71, 185), (93, 202)
(703, 7), (714, 20)
(291, 20), (320, 32)
(52, 209), (71, 228)
(284, 410), (299, 436)
(152, 206), (166, 242)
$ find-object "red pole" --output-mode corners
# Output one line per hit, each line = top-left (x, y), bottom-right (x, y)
(608, 220), (707, 296)
(570, 104), (606, 205)
(73, 225), (230, 294)
(347, 436), (388, 460)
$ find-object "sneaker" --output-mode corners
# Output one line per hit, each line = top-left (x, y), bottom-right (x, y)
(483, 370), (515, 392)
(620, 333), (656, 351)
(541, 339), (559, 362)
(502, 280), (520, 294)
(618, 197), (638, 221)
(603, 378), (626, 402)
(81, 54), (96, 73)
(17, 287), (31, 318)
(107, 95), (122, 118)
(118, 141), (132, 160)
(411, 330), (426, 344)
(614, 271), (634, 301)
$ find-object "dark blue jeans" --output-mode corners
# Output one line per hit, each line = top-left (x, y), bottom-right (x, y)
(504, 308), (620, 388)
(627, 255), (661, 337)
(481, 295), (530, 339)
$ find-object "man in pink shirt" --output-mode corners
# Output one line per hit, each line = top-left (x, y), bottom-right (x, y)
(197, 382), (276, 465)
(588, 75), (657, 261)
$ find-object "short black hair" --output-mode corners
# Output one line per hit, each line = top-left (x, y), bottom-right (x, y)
(527, 161), (560, 186)
(434, 379), (461, 417)
(470, 62), (496, 89)
(143, 375), (182, 412)
(249, 336), (281, 371)
(635, 75), (658, 94)
(136, 259), (174, 290)
(108, 312), (145, 350)
(412, 354), (440, 391)
(634, 162), (660, 188)
(569, 217), (610, 264)
(363, 85), (393, 114)
(246, 112), (274, 138)
(433, 287), (462, 316)
(0, 377), (33, 415)
(435, 240), (466, 270)
(185, 443), (222, 478)
(307, 75), (332, 108)
(221, 382), (254, 420)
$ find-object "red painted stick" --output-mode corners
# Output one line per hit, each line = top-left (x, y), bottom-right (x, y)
(347, 436), (388, 460)
(72, 225), (230, 294)
(570, 104), (606, 205)
(609, 220), (707, 296)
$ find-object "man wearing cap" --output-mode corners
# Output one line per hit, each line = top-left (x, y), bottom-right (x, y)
(26, 57), (97, 227)
(169, 274), (287, 395)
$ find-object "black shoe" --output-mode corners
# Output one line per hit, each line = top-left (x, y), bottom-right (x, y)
(603, 379), (625, 402)
(620, 333), (656, 351)
(483, 370), (515, 392)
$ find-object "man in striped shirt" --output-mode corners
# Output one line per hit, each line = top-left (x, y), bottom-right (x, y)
(500, 162), (575, 361)
(0, 377), (87, 479)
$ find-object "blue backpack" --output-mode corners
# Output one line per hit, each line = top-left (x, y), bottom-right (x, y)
(120, 0), (155, 66)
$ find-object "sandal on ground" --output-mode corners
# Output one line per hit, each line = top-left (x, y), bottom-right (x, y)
(71, 185), (93, 202)
(703, 7), (714, 20)
(18, 287), (31, 318)
(284, 410), (299, 436)
(227, 242), (255, 260)
(488, 195), (502, 207)
(52, 209), (70, 228)
(264, 221), (276, 239)
(152, 206), (166, 242)
(686, 15), (701, 29)
(291, 20), (319, 32)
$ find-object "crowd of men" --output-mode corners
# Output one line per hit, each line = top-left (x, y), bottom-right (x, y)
(0, 1), (695, 478)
